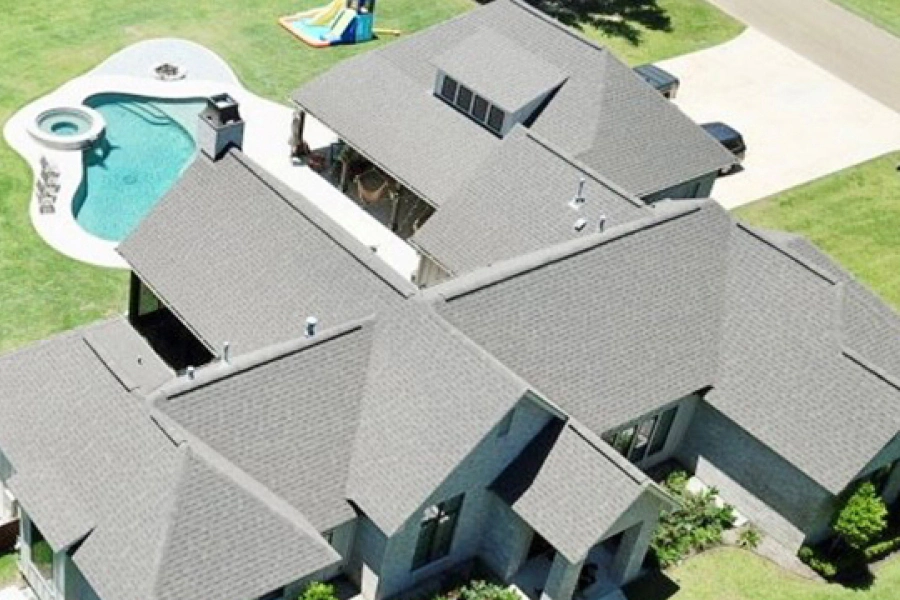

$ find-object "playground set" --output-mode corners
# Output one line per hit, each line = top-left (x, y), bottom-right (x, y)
(279, 0), (400, 48)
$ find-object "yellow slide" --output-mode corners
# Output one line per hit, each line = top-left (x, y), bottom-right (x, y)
(308, 0), (345, 26)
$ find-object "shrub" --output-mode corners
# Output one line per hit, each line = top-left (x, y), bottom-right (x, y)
(650, 471), (737, 567)
(865, 535), (900, 561)
(798, 546), (838, 579)
(436, 581), (518, 600)
(298, 582), (339, 600)
(738, 527), (762, 550)
(833, 482), (888, 551)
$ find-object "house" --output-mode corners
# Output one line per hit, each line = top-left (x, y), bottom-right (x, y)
(2, 3), (900, 600)
(290, 0), (735, 285)
(2, 129), (900, 600)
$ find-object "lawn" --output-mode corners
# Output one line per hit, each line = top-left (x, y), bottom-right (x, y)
(0, 0), (741, 354)
(628, 548), (900, 600)
(577, 0), (745, 65)
(735, 152), (900, 310)
(0, 552), (16, 587)
(830, 0), (900, 38)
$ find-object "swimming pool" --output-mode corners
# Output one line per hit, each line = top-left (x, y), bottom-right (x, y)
(73, 93), (205, 242)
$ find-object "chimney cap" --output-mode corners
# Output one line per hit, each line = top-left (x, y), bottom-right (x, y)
(305, 316), (319, 338)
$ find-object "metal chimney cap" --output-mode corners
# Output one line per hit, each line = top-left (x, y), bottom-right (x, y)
(305, 316), (319, 338)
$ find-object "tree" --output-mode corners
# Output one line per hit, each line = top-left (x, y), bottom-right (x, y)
(833, 482), (888, 552)
(298, 583), (339, 600)
(478, 0), (671, 45)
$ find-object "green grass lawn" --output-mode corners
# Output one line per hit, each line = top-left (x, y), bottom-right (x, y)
(579, 0), (745, 65)
(628, 548), (900, 600)
(831, 0), (900, 38)
(735, 152), (900, 309)
(0, 0), (741, 354)
(0, 552), (17, 587)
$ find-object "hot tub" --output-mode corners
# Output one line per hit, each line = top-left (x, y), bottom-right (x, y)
(28, 106), (106, 150)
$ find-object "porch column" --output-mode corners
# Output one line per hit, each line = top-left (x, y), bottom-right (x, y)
(609, 517), (657, 585)
(883, 461), (900, 505)
(539, 553), (584, 600)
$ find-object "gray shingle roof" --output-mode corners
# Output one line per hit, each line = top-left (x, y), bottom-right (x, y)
(431, 29), (567, 113)
(429, 200), (900, 494)
(347, 303), (529, 533)
(292, 0), (732, 217)
(431, 200), (732, 434)
(155, 320), (374, 531)
(492, 421), (646, 562)
(411, 128), (649, 275)
(0, 320), (336, 600)
(118, 150), (413, 357)
(708, 226), (900, 493)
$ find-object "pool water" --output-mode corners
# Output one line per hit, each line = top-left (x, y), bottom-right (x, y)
(74, 94), (205, 242)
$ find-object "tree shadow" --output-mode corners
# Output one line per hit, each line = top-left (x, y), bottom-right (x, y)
(622, 568), (680, 600)
(477, 0), (672, 46)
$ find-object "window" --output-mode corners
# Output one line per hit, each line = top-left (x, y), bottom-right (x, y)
(628, 415), (657, 463)
(455, 85), (474, 112)
(486, 106), (505, 133)
(605, 405), (680, 465)
(497, 409), (515, 438)
(472, 96), (489, 123)
(440, 76), (459, 102)
(648, 407), (678, 457)
(29, 521), (54, 581)
(412, 495), (464, 570)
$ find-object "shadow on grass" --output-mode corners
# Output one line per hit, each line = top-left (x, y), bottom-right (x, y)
(476, 0), (671, 45)
(622, 569), (680, 600)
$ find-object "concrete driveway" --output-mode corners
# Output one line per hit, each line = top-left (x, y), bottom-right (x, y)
(657, 29), (900, 209)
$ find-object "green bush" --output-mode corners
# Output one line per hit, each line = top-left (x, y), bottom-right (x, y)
(833, 482), (888, 551)
(738, 527), (762, 550)
(298, 582), (339, 600)
(436, 581), (519, 600)
(865, 535), (900, 561)
(650, 471), (737, 567)
(798, 546), (838, 579)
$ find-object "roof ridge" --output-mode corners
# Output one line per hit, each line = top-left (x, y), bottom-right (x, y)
(842, 348), (900, 394)
(425, 200), (710, 302)
(523, 129), (645, 207)
(736, 224), (839, 285)
(228, 150), (416, 298)
(148, 445), (192, 598)
(151, 317), (373, 403)
(565, 421), (648, 486)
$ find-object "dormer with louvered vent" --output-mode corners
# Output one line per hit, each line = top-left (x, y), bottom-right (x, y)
(432, 30), (567, 137)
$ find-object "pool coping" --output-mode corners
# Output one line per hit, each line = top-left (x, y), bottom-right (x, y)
(3, 39), (420, 279)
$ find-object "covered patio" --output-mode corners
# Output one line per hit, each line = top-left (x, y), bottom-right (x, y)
(291, 110), (435, 240)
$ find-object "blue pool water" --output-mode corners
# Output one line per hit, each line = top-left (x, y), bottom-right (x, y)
(74, 94), (205, 242)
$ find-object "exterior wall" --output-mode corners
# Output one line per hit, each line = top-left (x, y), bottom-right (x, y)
(374, 396), (553, 599)
(63, 556), (101, 600)
(676, 402), (836, 550)
(347, 515), (388, 599)
(415, 255), (452, 289)
(858, 434), (900, 483)
(641, 173), (717, 204)
(479, 495), (533, 580)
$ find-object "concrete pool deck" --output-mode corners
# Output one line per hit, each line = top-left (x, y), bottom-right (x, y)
(3, 39), (420, 279)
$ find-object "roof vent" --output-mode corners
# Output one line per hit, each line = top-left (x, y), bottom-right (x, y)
(573, 218), (588, 232)
(221, 341), (231, 364)
(186, 366), (196, 380)
(305, 316), (319, 339)
(598, 215), (607, 233)
(569, 178), (586, 209)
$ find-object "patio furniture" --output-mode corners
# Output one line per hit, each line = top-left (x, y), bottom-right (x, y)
(40, 156), (60, 177)
(355, 168), (391, 205)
